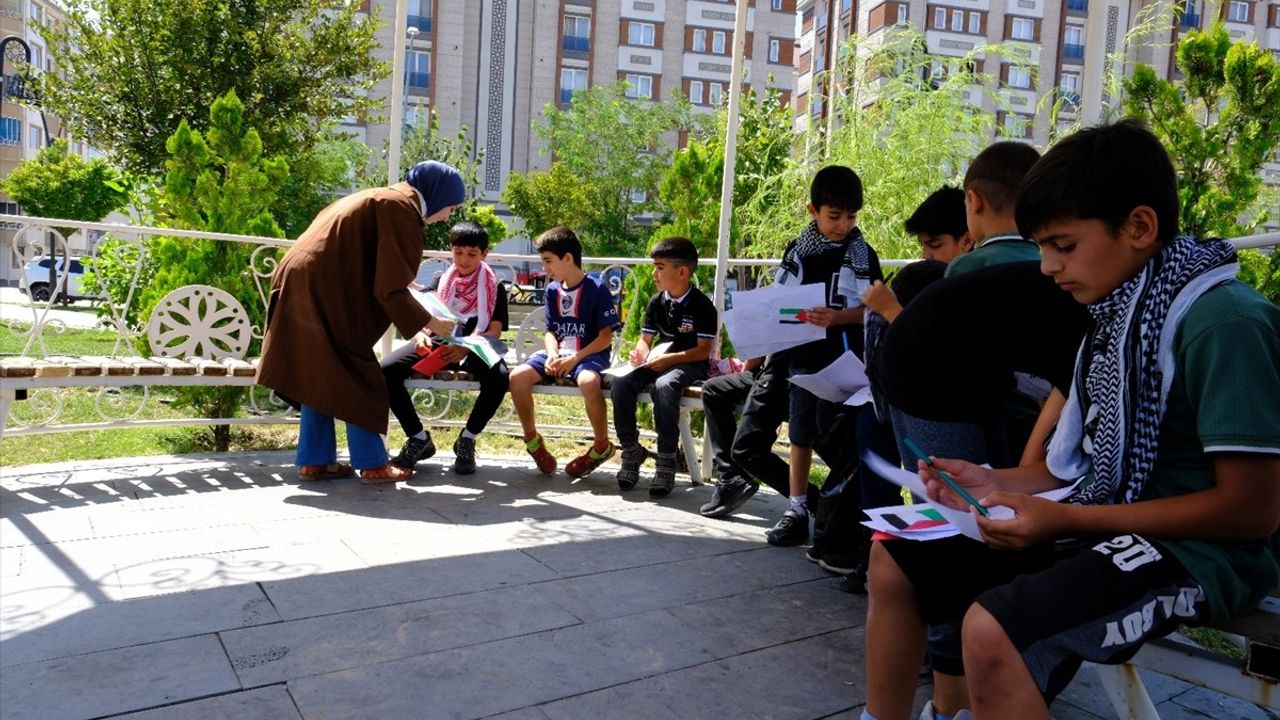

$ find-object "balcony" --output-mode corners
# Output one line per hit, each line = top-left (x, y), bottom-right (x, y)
(1067, 0), (1088, 12)
(1180, 11), (1200, 28)
(406, 71), (430, 90)
(562, 36), (590, 53)
(0, 116), (20, 147)
(1059, 90), (1081, 111)
(1064, 43), (1085, 60)
(407, 14), (432, 33)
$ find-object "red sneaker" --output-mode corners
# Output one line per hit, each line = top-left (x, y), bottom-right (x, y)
(566, 442), (616, 479)
(524, 433), (557, 475)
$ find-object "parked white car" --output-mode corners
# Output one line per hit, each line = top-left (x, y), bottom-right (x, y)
(18, 256), (97, 303)
(416, 260), (517, 289)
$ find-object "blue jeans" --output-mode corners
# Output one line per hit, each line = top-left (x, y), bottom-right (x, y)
(296, 405), (387, 470)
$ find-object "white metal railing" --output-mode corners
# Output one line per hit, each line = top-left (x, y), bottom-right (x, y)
(1, 214), (1275, 440)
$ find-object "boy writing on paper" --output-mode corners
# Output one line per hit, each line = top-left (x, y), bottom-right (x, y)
(861, 120), (1280, 720)
(611, 237), (717, 498)
(766, 165), (884, 548)
(382, 221), (511, 475)
(507, 227), (620, 478)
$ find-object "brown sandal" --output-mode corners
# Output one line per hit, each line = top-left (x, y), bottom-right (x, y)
(299, 463), (354, 481)
(359, 463), (413, 484)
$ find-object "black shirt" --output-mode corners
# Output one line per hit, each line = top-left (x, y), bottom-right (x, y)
(881, 261), (1091, 422)
(642, 286), (718, 353)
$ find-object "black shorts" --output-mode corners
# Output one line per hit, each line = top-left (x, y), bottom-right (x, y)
(882, 533), (1207, 700)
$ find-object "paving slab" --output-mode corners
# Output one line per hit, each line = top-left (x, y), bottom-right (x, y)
(109, 685), (303, 720)
(286, 609), (718, 720)
(0, 634), (240, 720)
(221, 584), (582, 686)
(1, 582), (277, 667)
(667, 587), (855, 658)
(1159, 685), (1276, 719)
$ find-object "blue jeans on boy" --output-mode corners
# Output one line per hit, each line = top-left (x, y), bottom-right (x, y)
(297, 405), (387, 470)
(611, 362), (707, 455)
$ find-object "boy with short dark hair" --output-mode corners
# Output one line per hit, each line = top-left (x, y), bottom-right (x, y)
(508, 227), (620, 477)
(944, 141), (1041, 277)
(383, 221), (511, 474)
(767, 165), (884, 547)
(612, 237), (717, 498)
(862, 120), (1280, 720)
(905, 186), (973, 264)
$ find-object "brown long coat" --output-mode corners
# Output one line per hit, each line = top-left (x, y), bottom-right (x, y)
(256, 182), (433, 433)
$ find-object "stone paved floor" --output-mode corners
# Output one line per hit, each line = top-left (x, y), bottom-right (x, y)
(0, 451), (1271, 719)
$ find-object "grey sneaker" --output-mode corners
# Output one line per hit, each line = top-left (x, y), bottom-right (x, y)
(452, 435), (476, 475)
(391, 434), (436, 469)
(617, 444), (645, 491)
(650, 452), (677, 498)
(699, 475), (758, 518)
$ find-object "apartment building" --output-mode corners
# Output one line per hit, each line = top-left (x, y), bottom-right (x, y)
(0, 0), (96, 287)
(359, 0), (797, 205)
(795, 0), (1280, 153)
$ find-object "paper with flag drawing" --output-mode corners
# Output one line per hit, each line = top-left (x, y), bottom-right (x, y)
(602, 342), (673, 378)
(723, 283), (826, 360)
(386, 291), (502, 368)
(788, 350), (874, 406)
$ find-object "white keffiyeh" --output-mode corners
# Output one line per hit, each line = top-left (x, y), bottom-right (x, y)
(1048, 236), (1239, 505)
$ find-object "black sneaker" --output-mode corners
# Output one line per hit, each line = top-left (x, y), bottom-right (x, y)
(452, 435), (476, 475)
(765, 509), (810, 547)
(391, 434), (436, 469)
(699, 476), (758, 518)
(818, 548), (860, 576)
(805, 546), (823, 563)
(617, 444), (645, 491)
(650, 453), (677, 498)
(835, 567), (868, 595)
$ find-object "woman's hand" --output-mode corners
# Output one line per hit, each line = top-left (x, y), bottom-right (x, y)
(426, 316), (456, 338)
(440, 345), (469, 364)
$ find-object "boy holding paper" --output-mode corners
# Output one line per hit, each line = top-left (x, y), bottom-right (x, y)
(611, 237), (717, 497)
(508, 227), (620, 478)
(767, 165), (884, 547)
(862, 120), (1280, 720)
(383, 221), (510, 475)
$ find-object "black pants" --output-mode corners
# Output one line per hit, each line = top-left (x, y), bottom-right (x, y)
(383, 350), (510, 437)
(611, 362), (707, 455)
(718, 359), (791, 497)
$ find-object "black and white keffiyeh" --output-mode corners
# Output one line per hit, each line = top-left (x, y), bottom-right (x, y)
(1047, 236), (1239, 505)
(775, 222), (873, 307)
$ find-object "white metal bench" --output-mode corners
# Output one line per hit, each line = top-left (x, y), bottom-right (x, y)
(1093, 593), (1279, 718)
(1, 286), (709, 483)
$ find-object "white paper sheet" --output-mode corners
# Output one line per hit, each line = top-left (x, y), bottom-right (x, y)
(602, 342), (672, 378)
(788, 350), (871, 404)
(722, 283), (826, 359)
(862, 504), (961, 541)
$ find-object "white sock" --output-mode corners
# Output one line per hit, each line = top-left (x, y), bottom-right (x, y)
(789, 495), (808, 514)
(412, 431), (428, 440)
(860, 711), (878, 720)
(461, 429), (477, 440)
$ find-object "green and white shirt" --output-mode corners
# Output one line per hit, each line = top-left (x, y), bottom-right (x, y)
(945, 232), (1040, 278)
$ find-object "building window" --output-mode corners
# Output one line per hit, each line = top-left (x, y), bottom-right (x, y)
(1227, 0), (1248, 22)
(951, 9), (964, 31)
(898, 4), (910, 24)
(709, 82), (723, 105)
(624, 73), (653, 99)
(967, 11), (980, 33)
(0, 117), (20, 147)
(1004, 113), (1029, 138)
(1008, 66), (1031, 88)
(1064, 25), (1084, 58)
(628, 21), (656, 47)
(28, 1), (42, 25)
(817, 7), (827, 29)
(693, 28), (707, 52)
(28, 123), (41, 148)
(769, 38), (780, 62)
(712, 30), (726, 54)
(842, 0), (852, 11)
(1060, 71), (1081, 108)
(1011, 17), (1034, 40)
(405, 50), (430, 90)
(689, 79), (704, 104)
(934, 7), (945, 29)
(563, 15), (590, 52)
(560, 67), (587, 104)
(408, 0), (431, 32)
(773, 0), (783, 9)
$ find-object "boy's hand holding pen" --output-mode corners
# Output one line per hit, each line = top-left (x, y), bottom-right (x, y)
(903, 438), (995, 518)
(629, 347), (649, 367)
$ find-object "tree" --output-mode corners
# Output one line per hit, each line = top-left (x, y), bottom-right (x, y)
(142, 91), (288, 451)
(1124, 22), (1280, 239)
(535, 81), (704, 255)
(0, 138), (129, 230)
(502, 161), (595, 241)
(34, 0), (385, 180)
(362, 105), (487, 250)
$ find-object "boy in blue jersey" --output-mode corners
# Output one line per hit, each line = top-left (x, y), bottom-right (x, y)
(508, 227), (621, 478)
(861, 120), (1280, 720)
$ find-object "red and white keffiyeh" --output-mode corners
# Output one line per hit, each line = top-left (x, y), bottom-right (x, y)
(437, 263), (498, 337)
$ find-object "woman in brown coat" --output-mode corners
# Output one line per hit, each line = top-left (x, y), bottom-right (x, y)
(257, 160), (464, 483)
